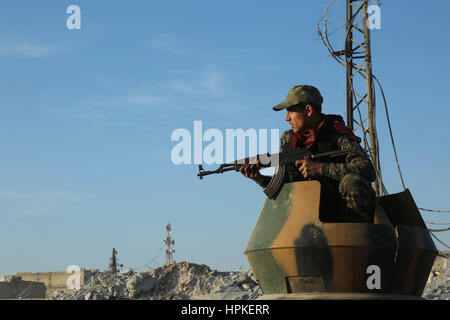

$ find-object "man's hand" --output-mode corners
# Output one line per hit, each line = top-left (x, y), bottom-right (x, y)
(295, 159), (323, 179)
(239, 161), (265, 184)
(239, 161), (261, 179)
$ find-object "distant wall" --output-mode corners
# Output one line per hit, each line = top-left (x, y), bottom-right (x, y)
(13, 268), (91, 298)
(0, 276), (46, 299)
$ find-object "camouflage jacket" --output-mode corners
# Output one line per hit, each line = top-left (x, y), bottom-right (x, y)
(280, 122), (376, 184)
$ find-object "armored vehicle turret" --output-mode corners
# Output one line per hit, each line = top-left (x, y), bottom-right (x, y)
(244, 181), (437, 299)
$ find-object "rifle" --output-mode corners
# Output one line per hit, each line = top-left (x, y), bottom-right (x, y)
(197, 148), (356, 199)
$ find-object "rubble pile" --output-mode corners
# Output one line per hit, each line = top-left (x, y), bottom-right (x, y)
(423, 253), (450, 300)
(51, 261), (263, 300)
(51, 254), (450, 300)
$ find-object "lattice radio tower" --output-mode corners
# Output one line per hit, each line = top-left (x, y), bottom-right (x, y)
(164, 222), (175, 264)
(318, 0), (383, 195)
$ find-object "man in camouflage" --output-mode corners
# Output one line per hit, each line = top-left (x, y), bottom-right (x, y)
(240, 85), (377, 223)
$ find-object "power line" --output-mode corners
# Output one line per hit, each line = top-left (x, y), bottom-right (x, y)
(317, 1), (450, 246)
(425, 221), (450, 225)
(372, 74), (407, 191)
(115, 246), (164, 273)
(430, 232), (450, 250)
(427, 227), (450, 232)
(317, 0), (339, 25)
(372, 59), (450, 214)
(133, 248), (163, 271)
(420, 208), (450, 213)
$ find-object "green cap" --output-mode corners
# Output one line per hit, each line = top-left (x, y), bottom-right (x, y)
(273, 85), (323, 111)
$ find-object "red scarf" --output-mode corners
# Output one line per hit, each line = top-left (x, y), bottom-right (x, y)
(291, 114), (360, 150)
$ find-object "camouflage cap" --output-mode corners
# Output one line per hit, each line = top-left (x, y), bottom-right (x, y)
(273, 85), (323, 111)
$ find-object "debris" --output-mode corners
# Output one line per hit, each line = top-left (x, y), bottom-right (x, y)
(50, 261), (262, 300)
(50, 254), (450, 300)
(423, 253), (450, 300)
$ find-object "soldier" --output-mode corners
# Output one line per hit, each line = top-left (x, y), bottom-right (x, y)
(240, 85), (377, 223)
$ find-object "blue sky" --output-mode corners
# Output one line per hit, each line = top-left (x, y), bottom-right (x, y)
(0, 0), (449, 274)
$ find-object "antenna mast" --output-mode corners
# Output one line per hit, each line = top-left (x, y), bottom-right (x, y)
(164, 222), (175, 265)
(318, 0), (383, 195)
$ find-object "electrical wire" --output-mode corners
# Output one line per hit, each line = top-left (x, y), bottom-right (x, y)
(372, 59), (450, 222)
(425, 221), (450, 225)
(132, 247), (163, 271)
(427, 227), (450, 232)
(430, 232), (450, 250)
(317, 3), (450, 234)
(317, 0), (338, 25)
(317, 3), (385, 194)
(420, 208), (450, 213)
(372, 74), (407, 190)
(328, 24), (346, 37)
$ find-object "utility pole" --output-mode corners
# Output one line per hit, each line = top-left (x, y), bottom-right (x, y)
(108, 248), (123, 274)
(345, 0), (354, 131)
(318, 0), (382, 195)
